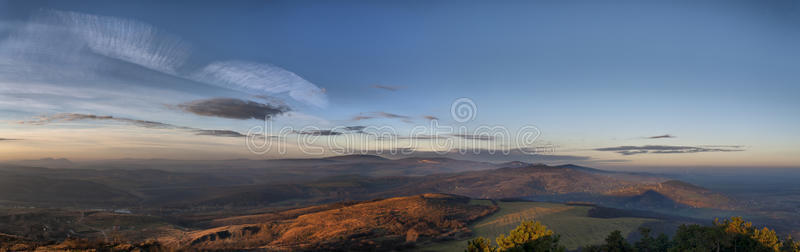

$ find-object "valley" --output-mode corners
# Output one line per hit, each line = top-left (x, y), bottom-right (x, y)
(2, 156), (792, 251)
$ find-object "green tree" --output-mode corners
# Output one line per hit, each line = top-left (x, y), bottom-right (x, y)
(634, 227), (656, 252)
(781, 236), (800, 252)
(466, 220), (564, 252)
(469, 216), (795, 252)
(753, 227), (781, 251)
(495, 220), (557, 250)
(603, 230), (634, 252)
(504, 234), (564, 252)
(715, 216), (781, 252)
(466, 237), (497, 252)
(653, 233), (672, 252)
(670, 224), (724, 252)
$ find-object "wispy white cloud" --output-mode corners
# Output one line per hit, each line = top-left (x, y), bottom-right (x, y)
(0, 10), (328, 113)
(194, 61), (328, 108)
(274, 112), (332, 127)
(47, 11), (191, 74)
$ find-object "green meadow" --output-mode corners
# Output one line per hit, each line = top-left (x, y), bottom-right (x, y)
(421, 200), (658, 251)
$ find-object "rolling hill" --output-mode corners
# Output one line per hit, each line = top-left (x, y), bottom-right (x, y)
(179, 194), (496, 251)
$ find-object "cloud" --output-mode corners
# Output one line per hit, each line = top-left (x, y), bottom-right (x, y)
(19, 113), (247, 138)
(451, 134), (495, 141)
(48, 11), (191, 74)
(20, 113), (177, 129)
(700, 145), (744, 148)
(376, 134), (439, 141)
(594, 145), (745, 155)
(352, 115), (374, 121)
(193, 130), (246, 138)
(193, 61), (328, 107)
(0, 138), (21, 141)
(252, 95), (288, 106)
(275, 112), (332, 127)
(293, 130), (342, 136)
(176, 98), (289, 120)
(377, 112), (409, 119)
(423, 115), (439, 120)
(352, 112), (410, 121)
(0, 10), (190, 76)
(0, 10), (327, 111)
(343, 126), (367, 133)
(371, 84), (403, 91)
(647, 134), (676, 139)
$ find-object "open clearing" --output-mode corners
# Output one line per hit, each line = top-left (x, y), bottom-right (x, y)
(420, 200), (658, 251)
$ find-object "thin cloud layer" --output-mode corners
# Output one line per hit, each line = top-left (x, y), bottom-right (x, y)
(176, 98), (289, 120)
(423, 115), (439, 120)
(594, 145), (745, 155)
(352, 115), (374, 121)
(19, 113), (246, 138)
(294, 130), (342, 136)
(451, 134), (495, 141)
(0, 138), (21, 141)
(20, 113), (177, 129)
(194, 130), (246, 138)
(352, 112), (410, 121)
(378, 112), (409, 119)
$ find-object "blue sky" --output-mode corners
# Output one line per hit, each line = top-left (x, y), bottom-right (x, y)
(1, 0), (798, 167)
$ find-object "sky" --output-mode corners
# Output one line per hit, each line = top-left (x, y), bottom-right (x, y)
(0, 0), (798, 168)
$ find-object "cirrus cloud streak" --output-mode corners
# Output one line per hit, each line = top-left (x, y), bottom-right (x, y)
(594, 145), (744, 155)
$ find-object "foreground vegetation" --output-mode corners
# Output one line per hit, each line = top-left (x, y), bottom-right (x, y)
(467, 217), (800, 252)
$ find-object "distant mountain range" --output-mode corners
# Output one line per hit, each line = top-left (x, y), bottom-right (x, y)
(0, 155), (740, 250)
(0, 155), (732, 210)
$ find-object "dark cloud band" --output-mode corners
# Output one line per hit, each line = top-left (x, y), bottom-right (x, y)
(177, 98), (290, 120)
(647, 134), (676, 139)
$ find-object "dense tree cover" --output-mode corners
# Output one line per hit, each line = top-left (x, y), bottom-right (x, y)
(466, 217), (800, 252)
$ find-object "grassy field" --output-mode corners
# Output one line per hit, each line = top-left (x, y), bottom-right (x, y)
(420, 200), (658, 251)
